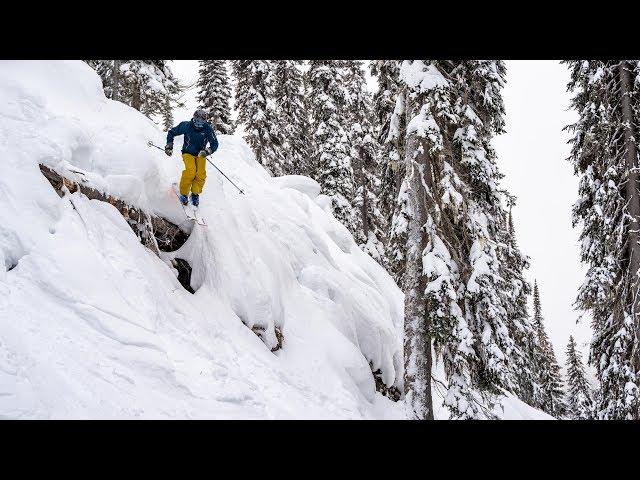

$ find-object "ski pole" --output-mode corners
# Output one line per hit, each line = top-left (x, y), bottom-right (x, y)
(147, 141), (165, 152)
(203, 157), (245, 195)
(147, 141), (245, 195)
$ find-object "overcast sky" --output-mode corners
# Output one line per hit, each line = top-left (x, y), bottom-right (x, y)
(492, 61), (591, 369)
(169, 60), (592, 369)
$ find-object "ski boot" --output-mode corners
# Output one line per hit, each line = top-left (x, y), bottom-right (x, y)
(191, 194), (199, 207)
(179, 194), (189, 206)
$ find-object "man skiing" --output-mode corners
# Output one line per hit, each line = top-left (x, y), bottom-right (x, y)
(165, 109), (219, 207)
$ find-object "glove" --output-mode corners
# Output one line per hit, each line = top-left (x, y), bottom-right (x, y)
(198, 147), (212, 157)
(164, 144), (173, 157)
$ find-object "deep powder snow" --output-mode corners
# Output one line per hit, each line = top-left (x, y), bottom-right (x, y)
(0, 61), (550, 419)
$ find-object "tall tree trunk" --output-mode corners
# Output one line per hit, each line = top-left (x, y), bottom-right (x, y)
(360, 149), (370, 240)
(620, 61), (640, 418)
(254, 67), (264, 165)
(111, 60), (121, 102)
(131, 80), (141, 111)
(403, 92), (434, 420)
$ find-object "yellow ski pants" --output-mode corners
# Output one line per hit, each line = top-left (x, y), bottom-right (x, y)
(179, 153), (207, 196)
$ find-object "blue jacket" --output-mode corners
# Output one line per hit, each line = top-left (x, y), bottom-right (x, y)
(166, 120), (219, 156)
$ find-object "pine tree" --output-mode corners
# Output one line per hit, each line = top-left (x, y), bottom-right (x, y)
(387, 173), (410, 286)
(344, 60), (385, 261)
(371, 60), (406, 279)
(86, 60), (182, 121)
(272, 60), (310, 176)
(400, 60), (529, 418)
(125, 61), (181, 116)
(532, 281), (566, 417)
(565, 335), (594, 419)
(450, 60), (522, 409)
(371, 61), (402, 156)
(565, 60), (640, 420)
(196, 60), (234, 134)
(500, 201), (537, 405)
(371, 60), (403, 220)
(85, 60), (122, 100)
(162, 95), (174, 131)
(232, 60), (281, 174)
(306, 61), (360, 235)
(301, 65), (315, 178)
(381, 85), (410, 285)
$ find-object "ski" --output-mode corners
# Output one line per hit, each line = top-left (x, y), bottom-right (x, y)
(171, 183), (206, 227)
(191, 206), (207, 227)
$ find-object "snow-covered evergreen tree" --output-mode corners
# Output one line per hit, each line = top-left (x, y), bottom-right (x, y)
(85, 60), (122, 100)
(196, 60), (235, 134)
(162, 95), (173, 131)
(532, 281), (566, 417)
(272, 60), (310, 176)
(371, 60), (405, 275)
(301, 66), (314, 177)
(344, 60), (385, 261)
(565, 60), (640, 420)
(86, 60), (108, 87)
(306, 61), (360, 235)
(86, 60), (182, 122)
(232, 60), (281, 173)
(565, 335), (594, 419)
(399, 60), (535, 419)
(385, 89), (410, 284)
(371, 61), (402, 154)
(500, 202), (537, 405)
(122, 61), (180, 116)
(371, 60), (403, 221)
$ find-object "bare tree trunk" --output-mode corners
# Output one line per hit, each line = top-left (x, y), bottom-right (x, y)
(254, 66), (265, 165)
(111, 60), (121, 102)
(620, 61), (640, 419)
(394, 163), (403, 202)
(360, 148), (370, 240)
(403, 91), (434, 420)
(131, 80), (141, 111)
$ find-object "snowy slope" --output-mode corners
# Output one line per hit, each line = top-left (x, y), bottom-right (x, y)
(0, 61), (551, 419)
(430, 359), (553, 420)
(0, 60), (404, 419)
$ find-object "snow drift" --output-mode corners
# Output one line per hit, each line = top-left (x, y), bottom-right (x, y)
(0, 61), (550, 419)
(0, 60), (404, 418)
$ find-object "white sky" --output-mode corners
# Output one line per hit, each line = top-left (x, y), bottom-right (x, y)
(170, 60), (201, 124)
(493, 60), (591, 369)
(169, 60), (592, 369)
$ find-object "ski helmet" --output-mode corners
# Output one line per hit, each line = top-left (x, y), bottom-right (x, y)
(192, 109), (207, 129)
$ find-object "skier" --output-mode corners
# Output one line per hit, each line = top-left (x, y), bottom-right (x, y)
(165, 109), (219, 207)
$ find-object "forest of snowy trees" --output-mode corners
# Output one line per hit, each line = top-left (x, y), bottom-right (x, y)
(87, 60), (183, 128)
(565, 60), (640, 419)
(84, 59), (640, 420)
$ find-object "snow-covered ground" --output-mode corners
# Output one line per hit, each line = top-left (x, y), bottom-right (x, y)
(0, 61), (551, 419)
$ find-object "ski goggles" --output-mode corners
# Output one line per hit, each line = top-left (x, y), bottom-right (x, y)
(192, 117), (206, 129)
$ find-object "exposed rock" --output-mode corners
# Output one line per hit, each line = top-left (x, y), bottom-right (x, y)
(39, 164), (188, 254)
(372, 367), (401, 402)
(250, 324), (284, 352)
(42, 165), (284, 354)
(172, 258), (194, 294)
(273, 326), (284, 352)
